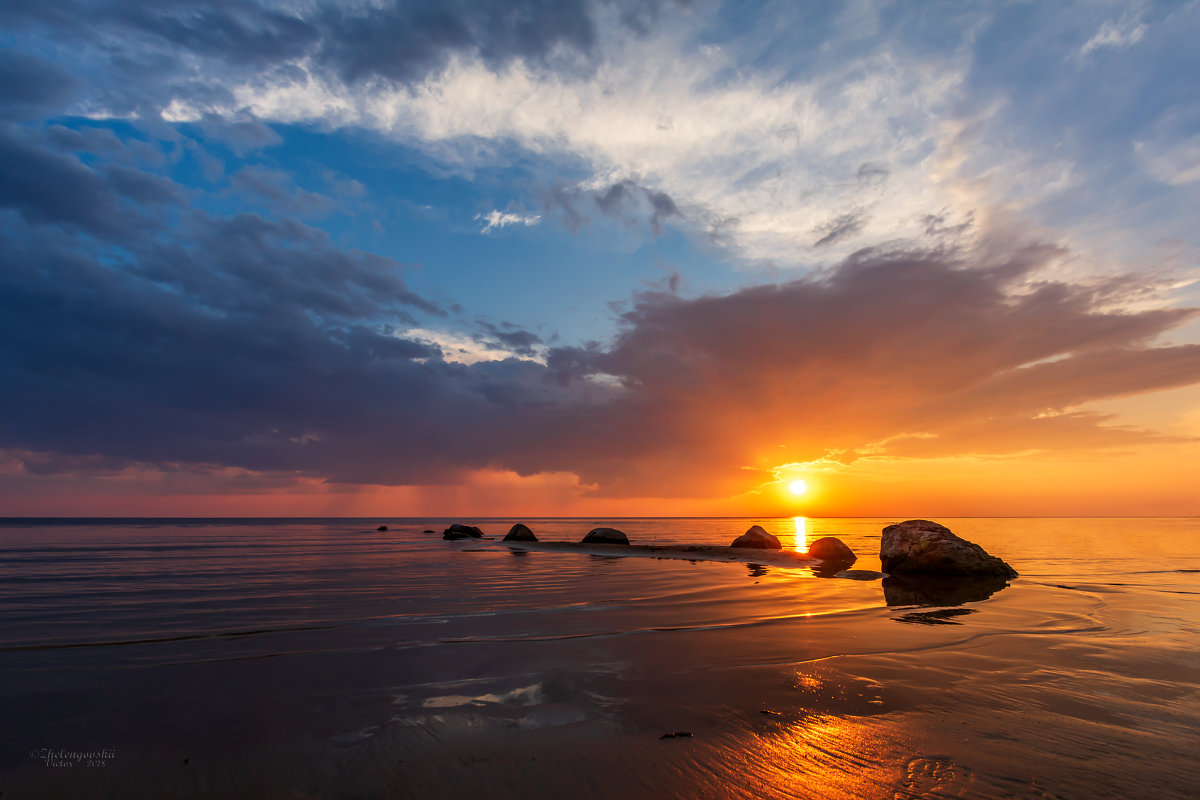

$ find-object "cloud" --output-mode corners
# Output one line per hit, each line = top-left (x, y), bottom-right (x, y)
(0, 124), (161, 240)
(403, 326), (546, 365)
(219, 38), (967, 263)
(475, 209), (542, 232)
(0, 0), (682, 119)
(1135, 105), (1200, 186)
(195, 113), (283, 156)
(1080, 15), (1147, 56)
(10, 0), (1196, 280)
(812, 211), (866, 248)
(229, 165), (336, 217)
(4, 137), (1198, 499)
(544, 179), (680, 235)
(0, 50), (76, 119)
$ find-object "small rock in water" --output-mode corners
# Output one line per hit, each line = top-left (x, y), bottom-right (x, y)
(442, 523), (484, 540)
(376, 525), (388, 531)
(423, 529), (434, 533)
(503, 523), (538, 542)
(660, 731), (693, 739)
(880, 520), (1017, 577)
(582, 527), (629, 545)
(730, 525), (782, 549)
(834, 569), (885, 581)
(759, 709), (783, 717)
(807, 536), (856, 564)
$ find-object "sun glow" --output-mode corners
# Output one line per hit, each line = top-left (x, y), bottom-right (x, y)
(789, 479), (808, 495)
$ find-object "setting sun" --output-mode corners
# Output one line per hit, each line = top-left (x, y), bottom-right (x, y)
(789, 479), (808, 496)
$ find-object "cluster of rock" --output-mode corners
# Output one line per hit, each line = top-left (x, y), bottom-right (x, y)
(439, 521), (858, 564)
(727, 524), (857, 565)
(431, 517), (1017, 609)
(441, 522), (627, 544)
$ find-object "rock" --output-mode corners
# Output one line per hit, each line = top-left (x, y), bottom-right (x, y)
(807, 536), (856, 564)
(443, 523), (484, 540)
(503, 523), (537, 542)
(730, 525), (782, 549)
(882, 574), (1011, 607)
(833, 569), (885, 581)
(880, 520), (1017, 578)
(582, 527), (629, 545)
(423, 529), (435, 533)
(376, 525), (388, 531)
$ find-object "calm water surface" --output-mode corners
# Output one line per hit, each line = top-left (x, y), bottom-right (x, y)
(1, 517), (1198, 799)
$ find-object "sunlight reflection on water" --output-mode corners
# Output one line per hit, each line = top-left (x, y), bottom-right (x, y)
(793, 516), (807, 552)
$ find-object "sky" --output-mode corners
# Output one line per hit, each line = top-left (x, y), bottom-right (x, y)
(2, 0), (1200, 517)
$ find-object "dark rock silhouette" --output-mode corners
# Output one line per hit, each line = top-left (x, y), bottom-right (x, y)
(443, 523), (484, 540)
(730, 525), (782, 549)
(808, 536), (856, 564)
(582, 527), (629, 544)
(881, 520), (1017, 577)
(376, 525), (388, 531)
(503, 523), (537, 542)
(883, 573), (1011, 606)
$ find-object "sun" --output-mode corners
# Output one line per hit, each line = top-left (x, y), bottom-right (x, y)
(788, 479), (808, 496)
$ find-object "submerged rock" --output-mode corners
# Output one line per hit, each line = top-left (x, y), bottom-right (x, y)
(730, 525), (782, 549)
(833, 569), (885, 581)
(443, 523), (484, 540)
(807, 536), (856, 564)
(582, 527), (629, 545)
(503, 523), (537, 542)
(880, 520), (1017, 577)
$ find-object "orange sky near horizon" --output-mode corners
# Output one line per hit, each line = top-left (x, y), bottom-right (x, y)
(5, 432), (1198, 518)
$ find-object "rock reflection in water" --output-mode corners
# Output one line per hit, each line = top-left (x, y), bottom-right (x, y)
(882, 574), (1011, 607)
(893, 607), (978, 625)
(746, 562), (769, 578)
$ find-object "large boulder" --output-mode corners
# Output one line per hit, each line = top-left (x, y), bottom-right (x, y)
(730, 525), (782, 549)
(880, 520), (1017, 578)
(443, 523), (484, 540)
(582, 527), (629, 545)
(807, 536), (856, 564)
(503, 523), (537, 542)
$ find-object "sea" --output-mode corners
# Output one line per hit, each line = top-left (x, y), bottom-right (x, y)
(1, 517), (1198, 799)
